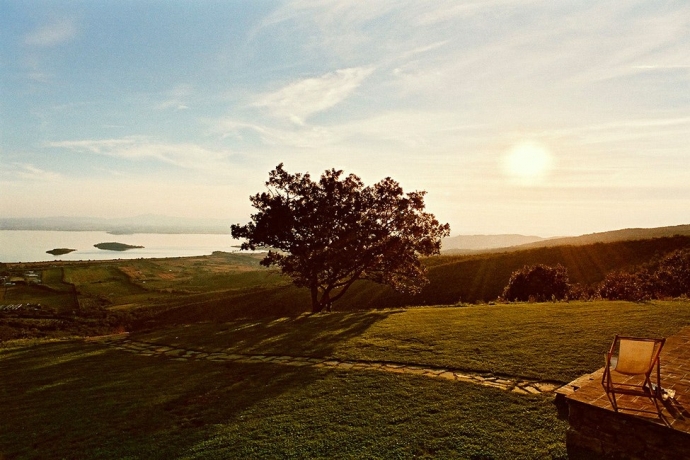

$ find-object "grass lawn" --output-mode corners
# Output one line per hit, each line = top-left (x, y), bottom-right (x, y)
(137, 300), (690, 383)
(2, 300), (689, 458)
(0, 341), (566, 459)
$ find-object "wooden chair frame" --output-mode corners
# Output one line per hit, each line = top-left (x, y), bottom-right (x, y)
(601, 335), (666, 421)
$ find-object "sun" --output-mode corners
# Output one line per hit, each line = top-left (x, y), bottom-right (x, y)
(503, 142), (553, 184)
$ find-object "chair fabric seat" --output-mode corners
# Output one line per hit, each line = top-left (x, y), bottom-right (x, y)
(615, 339), (656, 375)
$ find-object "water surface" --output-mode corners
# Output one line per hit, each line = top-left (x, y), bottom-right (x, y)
(0, 230), (240, 263)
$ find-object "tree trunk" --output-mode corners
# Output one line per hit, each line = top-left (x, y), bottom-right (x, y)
(310, 285), (322, 313)
(322, 291), (332, 312)
(310, 287), (333, 313)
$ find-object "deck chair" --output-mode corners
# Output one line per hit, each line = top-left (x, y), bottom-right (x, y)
(601, 335), (666, 420)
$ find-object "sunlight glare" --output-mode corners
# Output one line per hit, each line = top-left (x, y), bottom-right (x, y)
(503, 142), (553, 184)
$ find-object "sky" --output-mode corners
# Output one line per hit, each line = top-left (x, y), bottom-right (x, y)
(1, 0), (689, 237)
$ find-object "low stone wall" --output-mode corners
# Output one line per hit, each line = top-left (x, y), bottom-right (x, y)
(566, 399), (690, 460)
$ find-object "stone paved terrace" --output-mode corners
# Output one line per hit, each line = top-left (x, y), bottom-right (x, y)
(559, 326), (690, 459)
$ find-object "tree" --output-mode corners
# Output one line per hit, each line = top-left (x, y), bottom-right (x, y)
(502, 264), (570, 302)
(231, 164), (450, 313)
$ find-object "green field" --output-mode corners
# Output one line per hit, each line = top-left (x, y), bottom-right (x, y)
(136, 300), (690, 383)
(2, 300), (689, 458)
(4, 236), (690, 330)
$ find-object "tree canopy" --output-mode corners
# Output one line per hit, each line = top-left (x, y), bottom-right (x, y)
(231, 164), (450, 313)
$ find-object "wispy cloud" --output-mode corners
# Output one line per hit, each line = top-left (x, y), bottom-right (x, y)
(156, 101), (190, 111)
(7, 164), (62, 181)
(155, 85), (194, 111)
(414, 0), (541, 25)
(535, 117), (690, 146)
(24, 18), (77, 47)
(582, 117), (690, 131)
(48, 137), (236, 173)
(212, 110), (484, 152)
(253, 67), (374, 124)
(632, 64), (690, 71)
(211, 119), (337, 149)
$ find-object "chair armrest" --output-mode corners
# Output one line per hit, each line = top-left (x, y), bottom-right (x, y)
(604, 351), (613, 366)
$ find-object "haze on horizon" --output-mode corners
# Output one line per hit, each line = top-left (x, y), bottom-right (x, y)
(1, 1), (689, 238)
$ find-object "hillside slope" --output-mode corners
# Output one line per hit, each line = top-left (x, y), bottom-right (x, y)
(344, 235), (690, 308)
(512, 224), (690, 250)
(441, 234), (545, 252)
(145, 235), (690, 326)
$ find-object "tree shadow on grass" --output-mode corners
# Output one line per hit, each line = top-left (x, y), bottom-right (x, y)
(136, 308), (406, 359)
(1, 338), (571, 459)
(135, 279), (404, 330)
(134, 284), (309, 327)
(0, 340), (333, 459)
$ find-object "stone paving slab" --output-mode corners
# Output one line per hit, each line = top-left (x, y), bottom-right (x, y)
(512, 387), (530, 395)
(86, 335), (560, 396)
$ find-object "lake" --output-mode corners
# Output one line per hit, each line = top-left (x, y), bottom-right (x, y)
(0, 230), (242, 263)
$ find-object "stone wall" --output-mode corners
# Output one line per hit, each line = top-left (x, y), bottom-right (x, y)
(566, 400), (690, 460)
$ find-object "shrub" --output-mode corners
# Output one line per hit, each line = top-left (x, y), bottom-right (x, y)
(502, 264), (570, 302)
(597, 270), (653, 302)
(597, 248), (690, 301)
(568, 283), (597, 301)
(655, 248), (690, 298)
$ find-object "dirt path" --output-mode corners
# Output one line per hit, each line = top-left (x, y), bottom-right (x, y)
(87, 334), (561, 395)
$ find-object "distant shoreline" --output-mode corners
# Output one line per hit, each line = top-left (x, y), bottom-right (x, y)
(0, 228), (230, 235)
(0, 216), (232, 235)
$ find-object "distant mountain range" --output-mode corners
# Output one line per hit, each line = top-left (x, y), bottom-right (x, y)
(0, 215), (232, 235)
(442, 224), (690, 254)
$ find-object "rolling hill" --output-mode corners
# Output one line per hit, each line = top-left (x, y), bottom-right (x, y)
(441, 234), (546, 252)
(442, 224), (690, 254)
(512, 224), (690, 250)
(144, 234), (690, 327)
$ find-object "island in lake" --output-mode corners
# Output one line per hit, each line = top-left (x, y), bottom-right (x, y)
(94, 242), (144, 251)
(46, 248), (76, 256)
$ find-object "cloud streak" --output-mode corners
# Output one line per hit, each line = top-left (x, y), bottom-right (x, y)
(9, 164), (62, 181)
(253, 67), (374, 124)
(48, 137), (236, 174)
